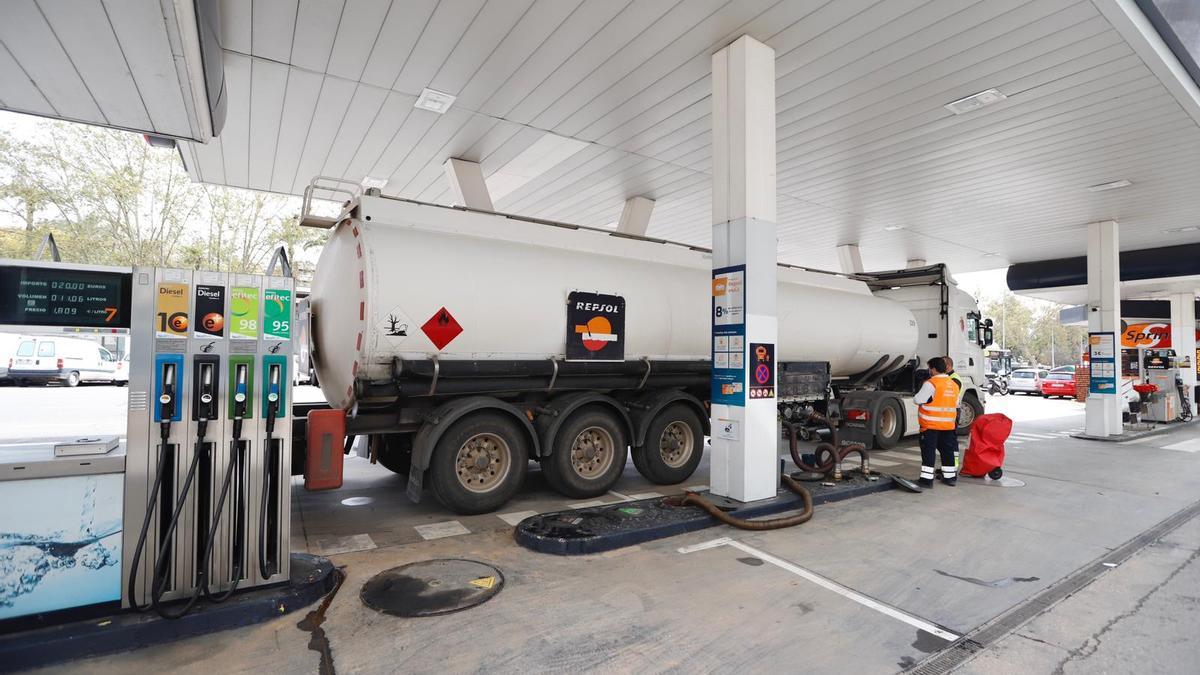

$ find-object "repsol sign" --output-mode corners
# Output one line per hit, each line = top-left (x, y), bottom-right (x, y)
(566, 291), (625, 362)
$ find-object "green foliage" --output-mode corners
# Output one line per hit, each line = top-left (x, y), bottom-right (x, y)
(0, 120), (320, 282)
(980, 292), (1088, 367)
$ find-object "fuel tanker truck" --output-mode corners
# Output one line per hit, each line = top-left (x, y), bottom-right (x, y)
(299, 189), (992, 514)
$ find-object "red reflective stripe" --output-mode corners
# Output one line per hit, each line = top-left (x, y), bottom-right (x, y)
(359, 301), (365, 320)
(356, 243), (362, 258)
(356, 332), (362, 350)
(352, 361), (358, 376)
(352, 226), (359, 237)
(359, 270), (364, 288)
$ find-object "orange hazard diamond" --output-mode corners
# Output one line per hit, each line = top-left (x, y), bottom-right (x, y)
(421, 307), (463, 350)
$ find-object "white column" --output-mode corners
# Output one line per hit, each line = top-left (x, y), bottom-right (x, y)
(1170, 292), (1197, 416)
(710, 35), (777, 503)
(837, 244), (864, 274)
(442, 158), (494, 211)
(1085, 220), (1123, 436)
(616, 196), (655, 235)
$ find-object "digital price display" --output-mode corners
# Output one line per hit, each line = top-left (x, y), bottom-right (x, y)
(0, 265), (132, 329)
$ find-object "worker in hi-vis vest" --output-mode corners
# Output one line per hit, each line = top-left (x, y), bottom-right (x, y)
(914, 357), (959, 488)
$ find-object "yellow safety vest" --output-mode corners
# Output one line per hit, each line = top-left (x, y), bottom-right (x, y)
(919, 374), (959, 431)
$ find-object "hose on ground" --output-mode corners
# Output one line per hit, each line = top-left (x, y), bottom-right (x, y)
(784, 421), (870, 478)
(662, 474), (813, 530)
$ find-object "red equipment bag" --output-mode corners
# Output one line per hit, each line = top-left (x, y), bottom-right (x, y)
(305, 408), (346, 490)
(962, 413), (1012, 478)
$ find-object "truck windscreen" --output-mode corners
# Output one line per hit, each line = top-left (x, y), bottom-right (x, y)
(0, 265), (132, 329)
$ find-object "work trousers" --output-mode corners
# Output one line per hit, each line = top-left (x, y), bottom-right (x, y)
(919, 429), (958, 480)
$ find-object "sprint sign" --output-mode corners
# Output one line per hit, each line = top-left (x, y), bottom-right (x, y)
(566, 291), (625, 362)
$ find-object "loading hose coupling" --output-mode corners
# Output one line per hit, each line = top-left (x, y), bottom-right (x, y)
(662, 474), (814, 531)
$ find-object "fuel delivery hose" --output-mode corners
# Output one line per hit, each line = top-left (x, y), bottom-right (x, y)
(148, 419), (213, 619)
(126, 421), (173, 612)
(784, 422), (870, 477)
(663, 474), (814, 530)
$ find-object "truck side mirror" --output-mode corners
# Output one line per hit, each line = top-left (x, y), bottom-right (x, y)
(982, 327), (994, 348)
(984, 318), (994, 327)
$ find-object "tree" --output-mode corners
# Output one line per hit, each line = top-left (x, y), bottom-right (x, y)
(979, 291), (1088, 367)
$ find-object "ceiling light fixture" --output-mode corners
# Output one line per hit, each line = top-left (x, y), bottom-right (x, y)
(981, 252), (1001, 258)
(414, 88), (457, 114)
(883, 225), (905, 231)
(361, 176), (388, 190)
(1163, 225), (1200, 233)
(944, 88), (1007, 115)
(1086, 179), (1133, 192)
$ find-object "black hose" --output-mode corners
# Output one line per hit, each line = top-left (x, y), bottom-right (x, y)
(258, 430), (277, 580)
(202, 442), (245, 603)
(663, 474), (813, 530)
(149, 425), (207, 619)
(126, 422), (171, 612)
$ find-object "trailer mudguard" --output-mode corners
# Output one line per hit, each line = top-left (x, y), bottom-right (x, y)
(534, 392), (634, 458)
(838, 390), (905, 448)
(406, 396), (540, 503)
(626, 390), (709, 448)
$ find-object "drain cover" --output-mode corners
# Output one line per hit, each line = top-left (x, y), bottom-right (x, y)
(360, 559), (504, 617)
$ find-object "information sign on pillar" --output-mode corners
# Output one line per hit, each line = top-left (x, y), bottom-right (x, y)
(710, 36), (778, 503)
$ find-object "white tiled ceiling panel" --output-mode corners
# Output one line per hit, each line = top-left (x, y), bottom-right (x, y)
(176, 0), (1200, 273)
(0, 0), (212, 141)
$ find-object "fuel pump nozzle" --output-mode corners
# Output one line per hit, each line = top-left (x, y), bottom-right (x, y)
(158, 362), (177, 446)
(232, 363), (248, 438)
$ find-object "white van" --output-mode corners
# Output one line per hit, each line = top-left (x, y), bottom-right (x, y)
(0, 332), (25, 381)
(7, 335), (119, 387)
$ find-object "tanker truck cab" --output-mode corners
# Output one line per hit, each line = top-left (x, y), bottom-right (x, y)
(837, 265), (991, 448)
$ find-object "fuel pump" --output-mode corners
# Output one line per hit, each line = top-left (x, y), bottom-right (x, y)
(207, 361), (251, 602)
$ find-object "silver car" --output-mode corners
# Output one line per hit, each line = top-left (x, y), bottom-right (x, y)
(1008, 368), (1049, 395)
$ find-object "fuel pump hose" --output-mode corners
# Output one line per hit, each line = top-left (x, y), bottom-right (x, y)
(148, 419), (211, 619)
(126, 421), (172, 612)
(663, 474), (814, 530)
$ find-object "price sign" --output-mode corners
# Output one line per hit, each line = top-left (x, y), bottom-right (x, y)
(0, 265), (131, 329)
(230, 286), (260, 340)
(263, 289), (292, 340)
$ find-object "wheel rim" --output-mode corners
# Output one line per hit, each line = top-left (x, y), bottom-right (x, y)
(454, 433), (511, 493)
(570, 426), (615, 479)
(959, 400), (976, 428)
(878, 406), (898, 438)
(659, 421), (694, 468)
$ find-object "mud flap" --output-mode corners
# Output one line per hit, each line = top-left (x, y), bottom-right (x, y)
(406, 467), (423, 503)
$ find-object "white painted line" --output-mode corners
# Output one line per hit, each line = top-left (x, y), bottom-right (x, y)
(607, 490), (635, 502)
(869, 458), (901, 467)
(497, 510), (539, 526)
(1011, 432), (1055, 440)
(685, 484), (709, 492)
(311, 533), (377, 556)
(1006, 439), (1024, 445)
(1164, 439), (1200, 453)
(680, 538), (960, 641)
(414, 520), (470, 540)
(628, 491), (663, 499)
(677, 537), (733, 554)
(569, 500), (609, 509)
(877, 451), (918, 460)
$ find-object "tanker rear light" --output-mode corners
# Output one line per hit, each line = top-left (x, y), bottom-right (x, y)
(845, 408), (870, 422)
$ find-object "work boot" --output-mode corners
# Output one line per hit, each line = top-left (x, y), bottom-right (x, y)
(918, 478), (934, 489)
(941, 476), (957, 487)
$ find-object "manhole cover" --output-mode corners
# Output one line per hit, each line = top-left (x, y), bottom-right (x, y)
(360, 559), (504, 617)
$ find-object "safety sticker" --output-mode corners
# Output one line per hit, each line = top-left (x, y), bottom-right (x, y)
(194, 284), (225, 338)
(421, 307), (463, 350)
(378, 304), (414, 345)
(469, 576), (496, 590)
(230, 287), (260, 340)
(155, 282), (189, 338)
(711, 265), (746, 406)
(566, 291), (625, 362)
(263, 289), (292, 340)
(748, 342), (775, 399)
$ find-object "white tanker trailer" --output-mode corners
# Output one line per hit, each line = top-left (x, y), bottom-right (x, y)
(299, 192), (992, 514)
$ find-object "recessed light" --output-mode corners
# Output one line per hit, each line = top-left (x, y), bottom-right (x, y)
(361, 176), (388, 190)
(944, 88), (1007, 115)
(1086, 179), (1133, 192)
(1163, 226), (1200, 233)
(981, 252), (1001, 258)
(414, 87), (457, 114)
(883, 225), (905, 231)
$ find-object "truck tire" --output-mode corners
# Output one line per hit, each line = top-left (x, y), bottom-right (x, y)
(873, 397), (905, 449)
(542, 407), (627, 498)
(632, 404), (704, 484)
(376, 434), (413, 476)
(956, 392), (983, 436)
(429, 412), (528, 514)
(65, 371), (81, 387)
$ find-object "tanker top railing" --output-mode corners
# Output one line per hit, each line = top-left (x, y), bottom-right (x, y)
(299, 176), (363, 229)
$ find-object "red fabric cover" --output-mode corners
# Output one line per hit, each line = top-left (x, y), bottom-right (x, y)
(962, 413), (1012, 477)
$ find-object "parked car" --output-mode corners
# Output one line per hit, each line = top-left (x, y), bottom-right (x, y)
(1040, 371), (1076, 398)
(7, 336), (119, 386)
(1050, 365), (1076, 374)
(1008, 368), (1049, 395)
(113, 353), (130, 386)
(0, 332), (25, 383)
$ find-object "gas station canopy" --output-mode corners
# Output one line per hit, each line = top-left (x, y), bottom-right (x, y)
(2, 0), (1200, 273)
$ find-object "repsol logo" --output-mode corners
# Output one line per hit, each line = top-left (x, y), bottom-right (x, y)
(574, 302), (620, 313)
(196, 287), (221, 299)
(159, 286), (184, 296)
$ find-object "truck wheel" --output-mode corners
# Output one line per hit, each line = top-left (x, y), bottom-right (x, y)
(873, 398), (905, 449)
(65, 371), (81, 387)
(376, 434), (413, 476)
(543, 407), (627, 498)
(633, 404), (704, 484)
(429, 412), (528, 514)
(956, 393), (983, 436)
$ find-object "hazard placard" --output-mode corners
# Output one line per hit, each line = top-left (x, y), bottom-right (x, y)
(469, 576), (496, 590)
(421, 307), (463, 350)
